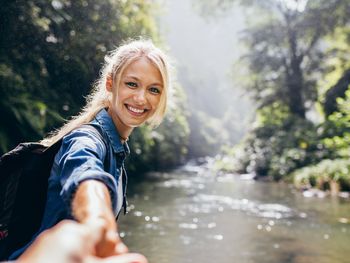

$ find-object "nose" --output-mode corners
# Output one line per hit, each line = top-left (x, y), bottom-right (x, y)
(134, 89), (146, 105)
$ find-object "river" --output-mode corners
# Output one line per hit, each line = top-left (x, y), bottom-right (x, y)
(119, 163), (350, 263)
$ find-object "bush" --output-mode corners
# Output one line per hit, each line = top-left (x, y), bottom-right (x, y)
(228, 114), (330, 179)
(292, 158), (350, 192)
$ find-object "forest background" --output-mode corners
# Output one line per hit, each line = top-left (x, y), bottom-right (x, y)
(1, 0), (350, 191)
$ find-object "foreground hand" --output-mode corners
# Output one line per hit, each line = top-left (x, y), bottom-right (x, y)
(85, 217), (129, 257)
(18, 220), (147, 263)
(86, 253), (148, 263)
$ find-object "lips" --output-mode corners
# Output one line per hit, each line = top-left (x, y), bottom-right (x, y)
(126, 104), (148, 116)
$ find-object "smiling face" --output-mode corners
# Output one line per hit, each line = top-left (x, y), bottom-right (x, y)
(107, 56), (163, 138)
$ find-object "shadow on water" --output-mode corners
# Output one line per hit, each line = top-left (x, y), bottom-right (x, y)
(119, 163), (350, 263)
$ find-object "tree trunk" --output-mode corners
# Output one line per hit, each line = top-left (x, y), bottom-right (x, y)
(323, 68), (350, 116)
(285, 22), (306, 119)
(286, 56), (306, 119)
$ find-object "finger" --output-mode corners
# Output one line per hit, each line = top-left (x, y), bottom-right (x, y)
(114, 240), (129, 255)
(112, 232), (128, 254)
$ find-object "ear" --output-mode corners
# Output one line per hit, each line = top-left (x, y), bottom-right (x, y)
(106, 74), (113, 92)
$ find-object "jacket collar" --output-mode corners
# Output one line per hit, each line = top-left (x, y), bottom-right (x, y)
(95, 109), (130, 156)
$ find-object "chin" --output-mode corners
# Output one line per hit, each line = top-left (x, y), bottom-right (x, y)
(126, 120), (146, 128)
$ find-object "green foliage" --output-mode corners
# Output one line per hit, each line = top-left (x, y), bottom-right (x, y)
(320, 89), (350, 158)
(197, 0), (350, 118)
(239, 83), (350, 182)
(213, 145), (244, 173)
(1, 0), (160, 152)
(289, 25), (350, 191)
(319, 27), (350, 107)
(254, 102), (290, 127)
(221, 105), (333, 180)
(153, 86), (190, 169)
(1, 0), (191, 173)
(198, 0), (350, 121)
(187, 110), (230, 158)
(198, 0), (350, 186)
(293, 159), (350, 192)
(225, 86), (350, 182)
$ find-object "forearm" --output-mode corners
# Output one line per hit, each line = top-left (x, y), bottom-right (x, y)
(71, 180), (127, 257)
(72, 180), (114, 224)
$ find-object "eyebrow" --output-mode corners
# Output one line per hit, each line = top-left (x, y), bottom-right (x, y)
(125, 75), (163, 87)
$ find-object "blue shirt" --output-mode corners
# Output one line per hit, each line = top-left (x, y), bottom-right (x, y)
(9, 109), (129, 259)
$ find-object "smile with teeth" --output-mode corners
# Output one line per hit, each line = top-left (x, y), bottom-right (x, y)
(126, 105), (147, 115)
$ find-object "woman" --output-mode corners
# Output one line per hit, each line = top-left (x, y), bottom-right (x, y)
(9, 39), (171, 260)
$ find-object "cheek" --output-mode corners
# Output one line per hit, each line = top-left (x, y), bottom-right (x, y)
(116, 88), (129, 103)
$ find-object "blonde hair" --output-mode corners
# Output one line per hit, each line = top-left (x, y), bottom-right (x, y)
(42, 39), (171, 146)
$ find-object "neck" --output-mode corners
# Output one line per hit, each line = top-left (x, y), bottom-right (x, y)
(107, 107), (133, 142)
(117, 127), (132, 143)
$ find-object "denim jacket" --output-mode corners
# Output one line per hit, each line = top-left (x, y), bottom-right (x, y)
(9, 108), (129, 259)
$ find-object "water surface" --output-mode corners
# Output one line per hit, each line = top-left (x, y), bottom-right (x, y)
(119, 164), (350, 263)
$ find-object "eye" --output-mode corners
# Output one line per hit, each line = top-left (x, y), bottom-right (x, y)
(149, 87), (161, 94)
(125, 82), (138, 88)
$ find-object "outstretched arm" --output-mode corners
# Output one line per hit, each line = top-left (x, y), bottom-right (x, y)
(72, 180), (127, 257)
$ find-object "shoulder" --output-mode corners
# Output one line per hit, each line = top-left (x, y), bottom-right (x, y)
(60, 125), (107, 158)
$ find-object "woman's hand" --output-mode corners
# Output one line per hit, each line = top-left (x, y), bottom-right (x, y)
(72, 180), (127, 257)
(84, 215), (128, 257)
(18, 220), (147, 263)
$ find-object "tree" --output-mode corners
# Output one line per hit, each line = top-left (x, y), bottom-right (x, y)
(195, 0), (350, 119)
(324, 69), (350, 116)
(1, 0), (191, 172)
(321, 26), (350, 116)
(0, 0), (160, 152)
(194, 0), (350, 178)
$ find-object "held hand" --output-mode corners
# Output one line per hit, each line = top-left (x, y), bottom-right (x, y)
(18, 220), (95, 263)
(85, 217), (128, 257)
(86, 253), (148, 263)
(18, 220), (147, 263)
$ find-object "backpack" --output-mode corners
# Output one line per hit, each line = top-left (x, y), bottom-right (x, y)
(0, 124), (102, 260)
(0, 139), (62, 260)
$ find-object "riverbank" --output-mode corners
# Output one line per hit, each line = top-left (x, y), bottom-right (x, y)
(205, 155), (350, 199)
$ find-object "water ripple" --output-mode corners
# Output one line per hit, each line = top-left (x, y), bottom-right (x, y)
(190, 194), (295, 219)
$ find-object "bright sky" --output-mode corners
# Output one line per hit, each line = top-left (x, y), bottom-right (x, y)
(278, 0), (308, 12)
(160, 0), (250, 116)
